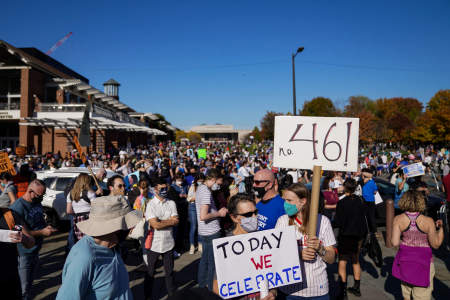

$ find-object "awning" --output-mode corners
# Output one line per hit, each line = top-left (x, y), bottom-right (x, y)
(20, 117), (166, 135)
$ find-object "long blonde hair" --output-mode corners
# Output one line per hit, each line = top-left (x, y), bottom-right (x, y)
(70, 173), (92, 202)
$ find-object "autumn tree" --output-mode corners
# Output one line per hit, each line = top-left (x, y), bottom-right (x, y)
(343, 96), (377, 142)
(175, 130), (187, 142)
(186, 131), (202, 143)
(300, 97), (339, 117)
(373, 97), (423, 142)
(260, 111), (283, 140)
(344, 96), (376, 116)
(412, 90), (450, 142)
(249, 126), (262, 142)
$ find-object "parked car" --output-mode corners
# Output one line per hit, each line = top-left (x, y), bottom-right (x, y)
(373, 177), (445, 222)
(36, 167), (117, 228)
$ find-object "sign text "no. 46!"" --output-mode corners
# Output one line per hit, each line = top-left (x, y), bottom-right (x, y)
(273, 116), (359, 172)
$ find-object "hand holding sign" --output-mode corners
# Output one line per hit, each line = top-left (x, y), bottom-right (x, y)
(213, 226), (301, 299)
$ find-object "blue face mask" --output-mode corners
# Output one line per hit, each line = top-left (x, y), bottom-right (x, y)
(0, 183), (5, 188)
(284, 201), (299, 217)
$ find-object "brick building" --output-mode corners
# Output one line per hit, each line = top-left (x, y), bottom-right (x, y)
(0, 40), (168, 155)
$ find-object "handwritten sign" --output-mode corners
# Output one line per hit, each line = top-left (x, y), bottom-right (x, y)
(273, 116), (359, 172)
(213, 226), (301, 299)
(198, 148), (207, 159)
(403, 162), (425, 178)
(0, 152), (16, 175)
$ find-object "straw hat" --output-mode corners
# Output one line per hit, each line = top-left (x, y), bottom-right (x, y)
(77, 195), (141, 237)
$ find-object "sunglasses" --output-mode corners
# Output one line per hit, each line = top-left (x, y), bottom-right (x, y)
(238, 209), (258, 218)
(116, 184), (125, 189)
(253, 180), (270, 185)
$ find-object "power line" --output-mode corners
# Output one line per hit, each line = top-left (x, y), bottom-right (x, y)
(88, 58), (447, 74)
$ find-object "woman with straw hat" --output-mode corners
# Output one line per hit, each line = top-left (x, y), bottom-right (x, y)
(56, 194), (141, 300)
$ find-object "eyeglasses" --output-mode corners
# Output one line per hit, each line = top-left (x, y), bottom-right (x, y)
(238, 209), (258, 218)
(116, 184), (125, 189)
(253, 180), (270, 185)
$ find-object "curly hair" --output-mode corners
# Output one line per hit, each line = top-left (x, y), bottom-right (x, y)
(398, 190), (426, 213)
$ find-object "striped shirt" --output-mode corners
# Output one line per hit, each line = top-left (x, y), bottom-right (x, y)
(275, 214), (336, 297)
(195, 184), (221, 236)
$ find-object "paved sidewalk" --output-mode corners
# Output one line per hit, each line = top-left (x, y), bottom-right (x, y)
(33, 230), (450, 300)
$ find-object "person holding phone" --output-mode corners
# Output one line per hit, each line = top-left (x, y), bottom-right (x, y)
(10, 180), (57, 300)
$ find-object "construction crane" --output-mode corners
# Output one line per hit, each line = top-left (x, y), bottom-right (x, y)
(46, 32), (73, 56)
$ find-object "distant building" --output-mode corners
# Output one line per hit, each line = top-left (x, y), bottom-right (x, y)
(190, 124), (251, 143)
(0, 40), (168, 154)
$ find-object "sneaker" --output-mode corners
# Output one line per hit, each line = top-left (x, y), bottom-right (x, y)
(189, 245), (195, 254)
(198, 244), (203, 253)
(174, 251), (181, 258)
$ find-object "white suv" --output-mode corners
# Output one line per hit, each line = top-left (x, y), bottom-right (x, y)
(36, 167), (118, 228)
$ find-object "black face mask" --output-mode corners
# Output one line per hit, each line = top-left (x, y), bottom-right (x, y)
(117, 230), (130, 243)
(32, 195), (44, 203)
(254, 183), (269, 199)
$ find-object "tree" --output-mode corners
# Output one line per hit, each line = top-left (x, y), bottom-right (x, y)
(175, 130), (187, 142)
(186, 131), (202, 143)
(412, 90), (450, 142)
(300, 97), (339, 117)
(260, 111), (283, 140)
(344, 96), (376, 117)
(249, 126), (262, 142)
(372, 97), (423, 142)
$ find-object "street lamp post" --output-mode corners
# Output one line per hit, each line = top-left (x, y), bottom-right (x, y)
(292, 46), (304, 115)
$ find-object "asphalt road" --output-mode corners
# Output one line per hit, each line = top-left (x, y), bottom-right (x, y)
(33, 229), (449, 300)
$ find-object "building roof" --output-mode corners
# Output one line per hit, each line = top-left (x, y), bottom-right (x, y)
(0, 40), (88, 82)
(19, 47), (88, 82)
(190, 124), (237, 133)
(103, 78), (120, 86)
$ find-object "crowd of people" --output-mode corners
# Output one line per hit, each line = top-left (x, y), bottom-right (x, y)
(0, 141), (448, 300)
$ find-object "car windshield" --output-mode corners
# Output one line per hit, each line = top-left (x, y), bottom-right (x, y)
(54, 178), (74, 192)
(43, 177), (56, 189)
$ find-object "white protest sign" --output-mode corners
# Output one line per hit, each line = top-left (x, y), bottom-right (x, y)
(273, 116), (360, 172)
(402, 162), (425, 178)
(213, 226), (301, 299)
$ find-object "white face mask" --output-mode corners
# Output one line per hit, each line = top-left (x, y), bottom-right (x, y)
(211, 183), (220, 191)
(240, 216), (258, 233)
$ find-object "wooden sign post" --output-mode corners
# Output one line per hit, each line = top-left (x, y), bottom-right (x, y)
(307, 165), (322, 237)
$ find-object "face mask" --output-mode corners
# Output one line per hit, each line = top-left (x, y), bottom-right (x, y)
(32, 195), (44, 203)
(159, 188), (168, 198)
(117, 230), (130, 243)
(254, 184), (268, 199)
(176, 180), (183, 186)
(284, 201), (299, 217)
(211, 183), (220, 191)
(0, 183), (5, 188)
(240, 216), (258, 233)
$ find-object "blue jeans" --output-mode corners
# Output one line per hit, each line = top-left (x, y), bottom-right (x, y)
(188, 203), (197, 246)
(287, 294), (329, 300)
(198, 231), (221, 290)
(18, 254), (39, 300)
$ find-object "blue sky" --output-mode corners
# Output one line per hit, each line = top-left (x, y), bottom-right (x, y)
(2, 0), (450, 130)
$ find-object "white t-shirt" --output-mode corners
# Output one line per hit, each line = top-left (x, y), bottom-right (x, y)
(275, 215), (336, 297)
(145, 196), (178, 253)
(67, 191), (96, 214)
